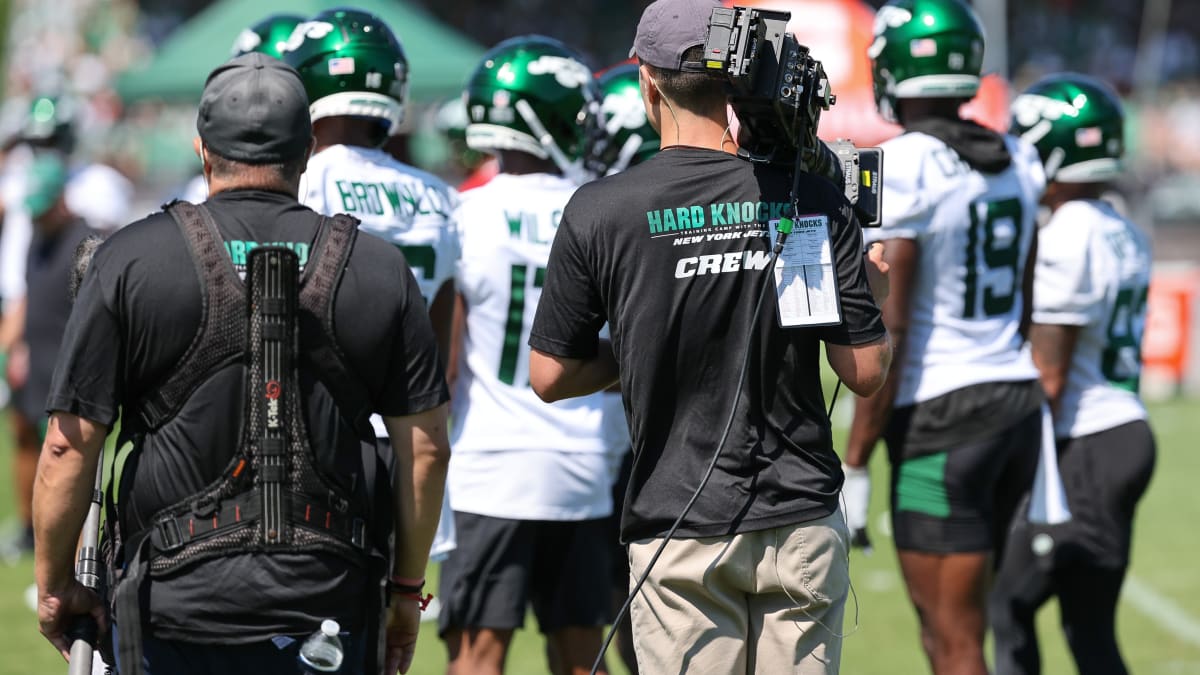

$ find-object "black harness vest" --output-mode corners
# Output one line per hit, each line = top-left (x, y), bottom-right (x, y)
(110, 201), (384, 674)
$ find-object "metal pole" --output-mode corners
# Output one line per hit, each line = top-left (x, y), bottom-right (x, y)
(1132, 0), (1174, 103)
(67, 458), (104, 675)
(975, 0), (1008, 78)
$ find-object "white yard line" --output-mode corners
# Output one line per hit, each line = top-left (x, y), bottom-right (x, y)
(1123, 575), (1200, 647)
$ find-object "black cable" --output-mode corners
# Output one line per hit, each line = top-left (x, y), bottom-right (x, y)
(589, 235), (786, 675)
(826, 379), (843, 421)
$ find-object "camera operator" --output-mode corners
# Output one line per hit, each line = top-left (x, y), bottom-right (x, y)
(33, 54), (450, 674)
(527, 1), (891, 672)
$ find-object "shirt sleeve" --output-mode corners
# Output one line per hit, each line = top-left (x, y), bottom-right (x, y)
(528, 196), (607, 359)
(44, 242), (124, 426)
(1032, 213), (1102, 327)
(816, 198), (886, 346)
(866, 136), (934, 243)
(376, 254), (450, 416)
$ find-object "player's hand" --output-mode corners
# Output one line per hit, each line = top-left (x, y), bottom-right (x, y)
(37, 579), (107, 661)
(383, 594), (422, 674)
(864, 242), (890, 306)
(842, 463), (872, 552)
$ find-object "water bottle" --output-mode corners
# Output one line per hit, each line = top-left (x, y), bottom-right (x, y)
(298, 619), (344, 673)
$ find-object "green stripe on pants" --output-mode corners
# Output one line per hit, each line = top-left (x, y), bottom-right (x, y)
(896, 451), (951, 517)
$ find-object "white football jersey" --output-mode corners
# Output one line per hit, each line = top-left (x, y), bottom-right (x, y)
(301, 143), (460, 438)
(868, 131), (1045, 406)
(301, 144), (460, 305)
(448, 172), (627, 520)
(1033, 199), (1149, 438)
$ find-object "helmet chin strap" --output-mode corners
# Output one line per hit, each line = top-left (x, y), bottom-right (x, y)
(514, 98), (591, 184)
(1043, 146), (1065, 181)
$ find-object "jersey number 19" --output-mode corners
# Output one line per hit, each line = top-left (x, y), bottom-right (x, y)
(963, 198), (1024, 319)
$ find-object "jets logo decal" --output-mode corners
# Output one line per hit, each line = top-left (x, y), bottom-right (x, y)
(526, 56), (591, 89)
(602, 88), (648, 133)
(278, 21), (335, 54)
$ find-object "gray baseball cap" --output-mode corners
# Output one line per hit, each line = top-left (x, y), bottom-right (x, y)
(197, 52), (312, 164)
(630, 0), (721, 72)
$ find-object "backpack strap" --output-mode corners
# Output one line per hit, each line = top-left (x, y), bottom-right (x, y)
(299, 214), (375, 438)
(132, 201), (246, 430)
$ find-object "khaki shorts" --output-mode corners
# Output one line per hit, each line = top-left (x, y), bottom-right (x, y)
(628, 508), (850, 674)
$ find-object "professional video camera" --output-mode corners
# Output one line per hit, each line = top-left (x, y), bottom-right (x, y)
(702, 6), (882, 226)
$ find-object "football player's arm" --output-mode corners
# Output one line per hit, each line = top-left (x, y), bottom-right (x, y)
(428, 280), (455, 372)
(844, 237), (918, 469)
(0, 295), (23, 351)
(1029, 323), (1079, 417)
(443, 291), (466, 394)
(530, 343), (618, 403)
(1, 296), (25, 386)
(1020, 225), (1039, 340)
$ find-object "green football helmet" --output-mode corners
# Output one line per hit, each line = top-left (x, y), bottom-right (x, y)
(231, 13), (306, 59)
(432, 97), (487, 169)
(280, 8), (408, 135)
(1011, 74), (1124, 183)
(593, 63), (659, 175)
(464, 35), (599, 181)
(868, 0), (986, 123)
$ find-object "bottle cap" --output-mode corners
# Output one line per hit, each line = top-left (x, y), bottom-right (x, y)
(320, 619), (340, 637)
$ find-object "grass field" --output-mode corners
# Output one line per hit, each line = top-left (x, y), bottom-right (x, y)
(0, 395), (1197, 674)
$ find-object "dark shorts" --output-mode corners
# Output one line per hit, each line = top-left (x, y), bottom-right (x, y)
(885, 381), (1042, 554)
(1016, 419), (1156, 570)
(437, 511), (612, 636)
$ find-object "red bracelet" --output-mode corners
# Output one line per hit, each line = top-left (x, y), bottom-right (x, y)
(396, 591), (433, 611)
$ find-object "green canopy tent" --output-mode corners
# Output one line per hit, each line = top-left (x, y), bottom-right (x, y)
(116, 0), (483, 103)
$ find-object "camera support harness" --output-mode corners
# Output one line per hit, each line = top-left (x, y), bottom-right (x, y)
(111, 202), (381, 675)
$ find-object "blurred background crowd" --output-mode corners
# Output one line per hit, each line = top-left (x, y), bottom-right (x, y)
(2, 0), (1199, 230)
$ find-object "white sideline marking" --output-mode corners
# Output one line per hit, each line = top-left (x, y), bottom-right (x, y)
(1123, 575), (1200, 647)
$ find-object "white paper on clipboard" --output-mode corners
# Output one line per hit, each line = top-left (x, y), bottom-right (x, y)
(771, 215), (842, 327)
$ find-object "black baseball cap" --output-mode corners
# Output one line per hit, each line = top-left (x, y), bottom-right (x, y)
(630, 0), (722, 72)
(197, 52), (312, 164)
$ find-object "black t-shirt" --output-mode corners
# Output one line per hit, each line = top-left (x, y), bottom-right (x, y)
(47, 189), (448, 642)
(529, 148), (884, 543)
(17, 218), (94, 422)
